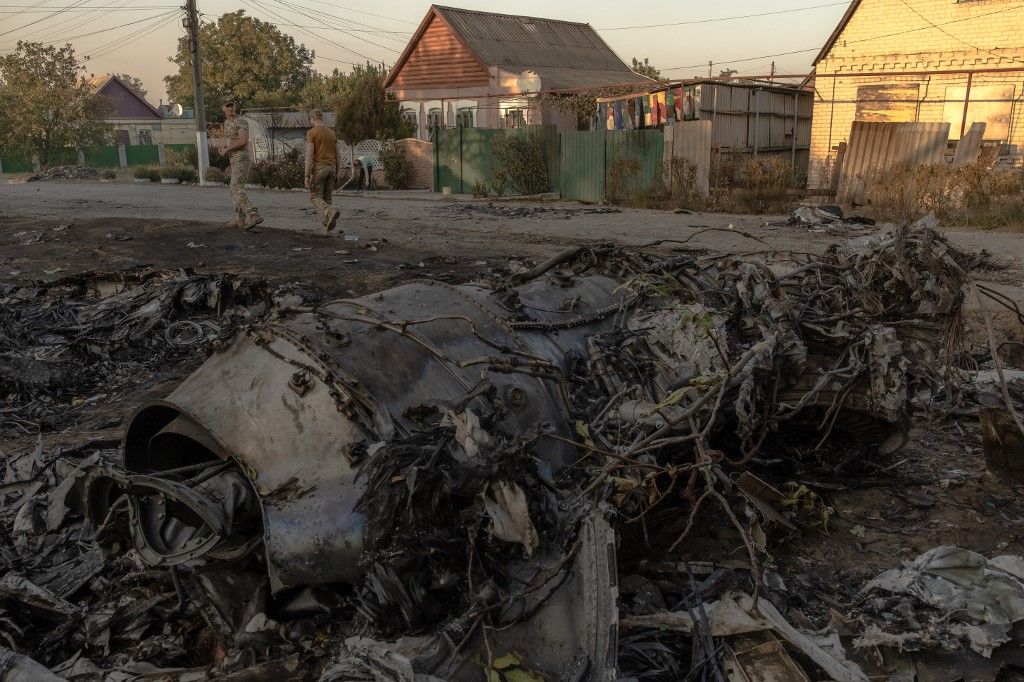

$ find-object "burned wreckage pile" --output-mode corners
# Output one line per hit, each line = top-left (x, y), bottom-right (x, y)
(1, 224), (1019, 680)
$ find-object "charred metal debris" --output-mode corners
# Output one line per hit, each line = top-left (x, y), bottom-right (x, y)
(2, 223), (1022, 681)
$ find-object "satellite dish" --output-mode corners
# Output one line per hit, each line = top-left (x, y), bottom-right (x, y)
(516, 70), (541, 95)
(170, 102), (184, 118)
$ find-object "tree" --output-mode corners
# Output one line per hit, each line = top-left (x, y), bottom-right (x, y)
(631, 57), (663, 81)
(164, 10), (314, 122)
(333, 62), (413, 145)
(299, 69), (350, 110)
(719, 68), (738, 78)
(113, 73), (148, 100)
(0, 41), (112, 168)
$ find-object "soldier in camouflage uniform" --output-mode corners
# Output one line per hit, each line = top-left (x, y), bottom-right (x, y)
(217, 100), (263, 230)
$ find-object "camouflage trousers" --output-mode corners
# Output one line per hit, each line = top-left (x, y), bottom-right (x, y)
(229, 154), (257, 221)
(309, 165), (336, 218)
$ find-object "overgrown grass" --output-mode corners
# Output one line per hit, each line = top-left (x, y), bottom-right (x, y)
(862, 164), (1024, 229)
(712, 154), (793, 213)
(605, 153), (797, 214)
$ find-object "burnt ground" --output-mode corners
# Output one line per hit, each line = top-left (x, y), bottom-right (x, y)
(2, 180), (1024, 672)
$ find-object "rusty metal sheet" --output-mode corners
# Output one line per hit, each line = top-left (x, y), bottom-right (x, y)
(837, 121), (950, 204)
(854, 84), (920, 123)
(953, 122), (987, 166)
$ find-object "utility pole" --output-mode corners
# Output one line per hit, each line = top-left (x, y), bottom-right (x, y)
(769, 61), (776, 83)
(185, 0), (209, 185)
(708, 61), (713, 78)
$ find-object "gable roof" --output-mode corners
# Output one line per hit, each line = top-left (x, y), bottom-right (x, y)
(813, 0), (862, 65)
(385, 4), (649, 91)
(88, 74), (163, 118)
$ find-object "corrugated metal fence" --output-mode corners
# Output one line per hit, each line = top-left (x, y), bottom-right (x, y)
(837, 121), (950, 204)
(433, 125), (669, 203)
(433, 126), (560, 195)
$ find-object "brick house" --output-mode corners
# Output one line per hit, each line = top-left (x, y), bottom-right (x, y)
(808, 0), (1024, 187)
(385, 5), (650, 140)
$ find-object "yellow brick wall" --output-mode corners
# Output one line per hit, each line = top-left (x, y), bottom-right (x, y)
(808, 0), (1024, 187)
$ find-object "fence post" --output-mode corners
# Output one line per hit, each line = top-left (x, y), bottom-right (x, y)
(32, 154), (41, 173)
(117, 144), (128, 168)
(0, 157), (4, 174)
(792, 92), (799, 182)
(77, 149), (85, 165)
(157, 144), (166, 166)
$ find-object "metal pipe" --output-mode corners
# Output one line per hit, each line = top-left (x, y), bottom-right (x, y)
(791, 92), (798, 181)
(960, 71), (974, 139)
(753, 89), (760, 157)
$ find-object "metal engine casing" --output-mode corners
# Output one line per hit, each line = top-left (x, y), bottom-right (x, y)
(117, 276), (622, 590)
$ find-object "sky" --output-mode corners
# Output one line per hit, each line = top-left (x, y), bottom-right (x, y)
(0, 0), (852, 104)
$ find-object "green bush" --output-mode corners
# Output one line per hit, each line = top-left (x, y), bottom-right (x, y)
(180, 167), (198, 184)
(490, 132), (549, 196)
(205, 166), (226, 184)
(378, 140), (412, 189)
(165, 146), (198, 168)
(100, 170), (116, 180)
(133, 167), (153, 180)
(252, 148), (304, 188)
(160, 166), (183, 181)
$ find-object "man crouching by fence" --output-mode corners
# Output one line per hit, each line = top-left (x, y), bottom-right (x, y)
(305, 110), (341, 233)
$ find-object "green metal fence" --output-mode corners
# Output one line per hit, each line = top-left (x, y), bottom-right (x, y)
(84, 146), (120, 168)
(0, 154), (33, 173)
(2, 143), (170, 173)
(559, 130), (606, 203)
(559, 129), (665, 203)
(432, 125), (559, 195)
(432, 126), (665, 203)
(125, 145), (159, 166)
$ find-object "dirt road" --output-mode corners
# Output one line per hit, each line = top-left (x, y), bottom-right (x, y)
(3, 180), (1023, 288)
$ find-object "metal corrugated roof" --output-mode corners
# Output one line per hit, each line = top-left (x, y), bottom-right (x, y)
(432, 5), (648, 90)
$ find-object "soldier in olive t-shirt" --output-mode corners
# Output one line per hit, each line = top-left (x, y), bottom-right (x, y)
(304, 110), (340, 232)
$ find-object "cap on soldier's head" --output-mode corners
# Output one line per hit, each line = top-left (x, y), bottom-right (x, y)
(222, 98), (236, 109)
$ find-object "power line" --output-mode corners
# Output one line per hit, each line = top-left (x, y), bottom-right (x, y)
(275, 0), (417, 26)
(4, 0), (127, 44)
(85, 9), (179, 60)
(896, 0), (1024, 66)
(266, 0), (401, 52)
(241, 0), (383, 64)
(599, 2), (849, 31)
(267, 0), (412, 38)
(7, 0), (136, 46)
(0, 4), (176, 10)
(0, 0), (93, 39)
(0, 0), (51, 17)
(41, 10), (178, 44)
